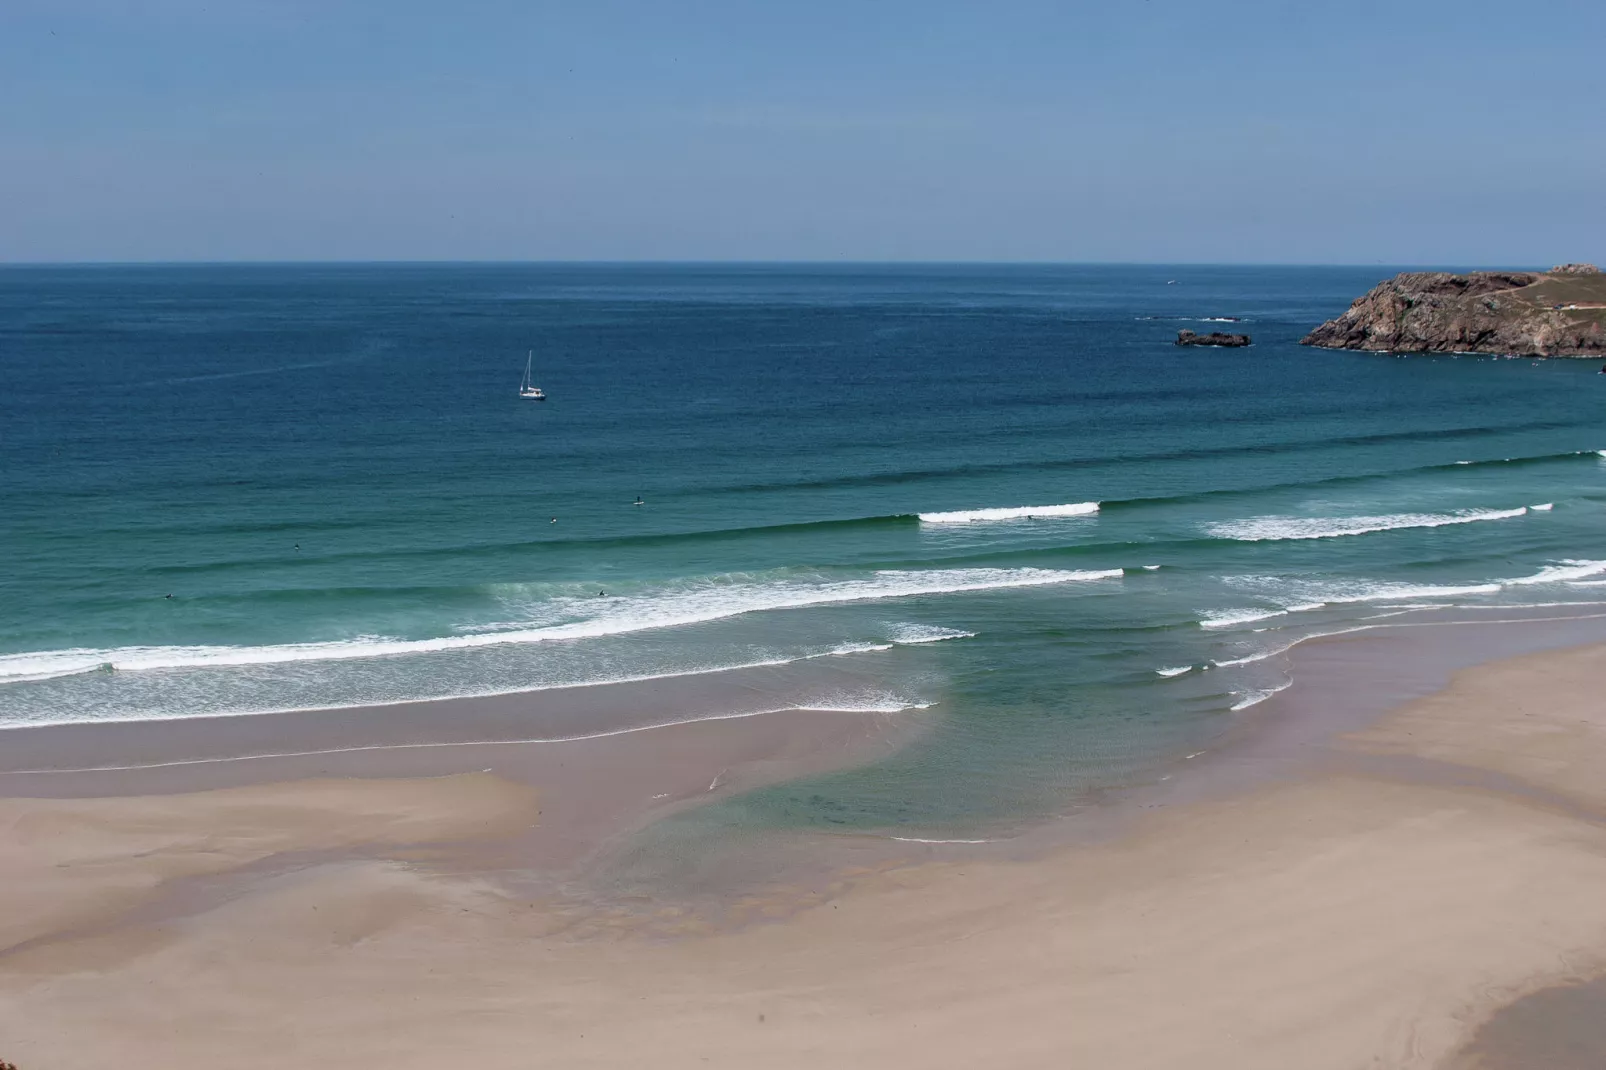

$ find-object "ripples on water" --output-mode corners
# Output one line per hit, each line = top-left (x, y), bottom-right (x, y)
(4, 263), (1605, 830)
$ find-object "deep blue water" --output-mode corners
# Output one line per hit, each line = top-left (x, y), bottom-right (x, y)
(4, 263), (1605, 828)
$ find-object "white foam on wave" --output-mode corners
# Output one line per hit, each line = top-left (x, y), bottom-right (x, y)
(805, 697), (934, 713)
(0, 698), (933, 770)
(1231, 681), (1292, 711)
(1229, 573), (1518, 614)
(1213, 644), (1295, 668)
(1222, 561), (1606, 620)
(829, 642), (898, 656)
(1155, 665), (1193, 677)
(1206, 564), (1606, 674)
(1213, 602), (1606, 682)
(0, 641), (919, 727)
(1204, 506), (1529, 542)
(1201, 602), (1327, 630)
(1213, 616), (1429, 670)
(1200, 608), (1288, 629)
(1506, 559), (1606, 585)
(1530, 502), (1554, 511)
(889, 836), (999, 844)
(0, 567), (1118, 682)
(918, 502), (1099, 524)
(886, 623), (977, 645)
(1313, 581), (1503, 604)
(0, 661), (119, 686)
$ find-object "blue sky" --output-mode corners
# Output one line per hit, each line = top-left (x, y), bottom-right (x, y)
(3, 0), (1602, 263)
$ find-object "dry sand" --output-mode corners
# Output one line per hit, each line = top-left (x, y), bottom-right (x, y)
(5, 643), (1606, 1069)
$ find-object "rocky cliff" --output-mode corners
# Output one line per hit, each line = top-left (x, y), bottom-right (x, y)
(1301, 265), (1606, 357)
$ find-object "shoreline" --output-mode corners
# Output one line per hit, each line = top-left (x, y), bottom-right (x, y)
(6, 614), (1606, 1066)
(6, 603), (1606, 874)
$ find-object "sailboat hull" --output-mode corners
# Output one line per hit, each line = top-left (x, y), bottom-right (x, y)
(518, 350), (546, 399)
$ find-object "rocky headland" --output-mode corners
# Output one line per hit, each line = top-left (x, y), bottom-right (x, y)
(1302, 264), (1606, 356)
(1177, 329), (1251, 348)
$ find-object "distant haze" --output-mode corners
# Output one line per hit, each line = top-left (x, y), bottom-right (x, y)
(2, 0), (1602, 264)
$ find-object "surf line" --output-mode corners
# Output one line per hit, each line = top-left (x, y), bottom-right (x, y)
(918, 501), (1100, 524)
(0, 702), (934, 776)
(1207, 611), (1606, 673)
(0, 643), (906, 716)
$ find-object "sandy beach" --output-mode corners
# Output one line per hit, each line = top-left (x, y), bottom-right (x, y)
(9, 4), (1602, 1065)
(5, 632), (1606, 1069)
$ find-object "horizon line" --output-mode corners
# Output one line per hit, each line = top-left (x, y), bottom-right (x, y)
(0, 258), (1555, 270)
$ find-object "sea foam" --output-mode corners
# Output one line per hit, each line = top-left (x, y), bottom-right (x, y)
(1506, 559), (1606, 585)
(1204, 507), (1529, 542)
(919, 502), (1099, 524)
(3, 699), (934, 768)
(0, 567), (1116, 681)
(1230, 681), (1292, 711)
(1223, 561), (1606, 615)
(886, 623), (977, 645)
(1200, 608), (1288, 629)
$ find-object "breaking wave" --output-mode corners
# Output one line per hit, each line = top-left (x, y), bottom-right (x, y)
(1204, 507), (1530, 542)
(1231, 681), (1293, 711)
(0, 567), (1116, 682)
(1506, 560), (1606, 585)
(1200, 608), (1288, 629)
(885, 623), (977, 644)
(919, 502), (1100, 524)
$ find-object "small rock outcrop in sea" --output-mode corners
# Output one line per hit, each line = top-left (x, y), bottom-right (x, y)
(1176, 329), (1251, 348)
(1302, 266), (1606, 356)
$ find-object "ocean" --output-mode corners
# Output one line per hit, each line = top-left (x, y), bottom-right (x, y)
(4, 262), (1605, 833)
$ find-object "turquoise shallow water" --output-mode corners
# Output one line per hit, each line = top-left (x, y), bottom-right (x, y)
(4, 263), (1606, 828)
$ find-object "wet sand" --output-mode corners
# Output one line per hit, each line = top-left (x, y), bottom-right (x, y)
(5, 624), (1606, 1068)
(1444, 976), (1606, 1070)
(0, 660), (922, 880)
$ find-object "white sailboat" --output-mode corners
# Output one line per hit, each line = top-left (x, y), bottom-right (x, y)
(518, 351), (546, 400)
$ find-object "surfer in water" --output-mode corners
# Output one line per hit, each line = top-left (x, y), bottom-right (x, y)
(633, 496), (644, 506)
